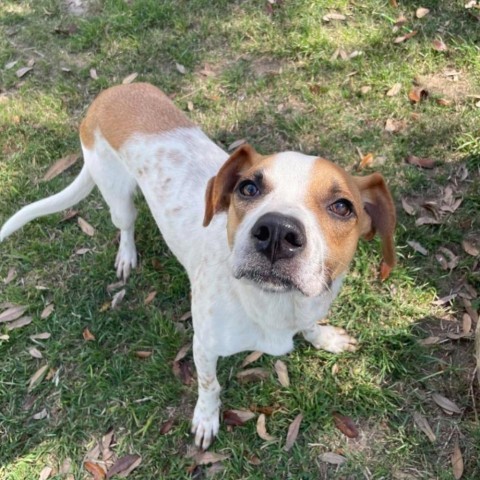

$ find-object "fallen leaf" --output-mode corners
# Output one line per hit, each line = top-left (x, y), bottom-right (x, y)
(83, 327), (95, 341)
(241, 350), (263, 368)
(61, 209), (79, 221)
(432, 293), (457, 306)
(415, 215), (441, 226)
(28, 364), (49, 391)
(360, 85), (371, 95)
(60, 458), (73, 475)
(223, 409), (256, 426)
(413, 411), (436, 442)
(247, 455), (261, 465)
(16, 66), (33, 78)
(85, 461), (106, 480)
(438, 247), (459, 270)
(122, 72), (138, 84)
(75, 247), (91, 255)
(432, 393), (462, 414)
(274, 360), (290, 387)
(193, 451), (230, 466)
(394, 30), (418, 44)
(393, 15), (407, 30)
(28, 347), (43, 359)
(407, 240), (428, 256)
(237, 367), (269, 383)
(42, 154), (79, 181)
(0, 305), (27, 323)
(175, 63), (186, 74)
(41, 304), (54, 319)
(160, 418), (175, 435)
(401, 198), (416, 216)
(436, 98), (452, 106)
(4, 267), (17, 284)
(284, 413), (303, 451)
(111, 289), (126, 309)
(90, 68), (98, 80)
(386, 82), (402, 96)
(318, 452), (347, 465)
(408, 86), (428, 103)
(187, 101), (194, 111)
(106, 280), (125, 293)
(419, 336), (442, 345)
(78, 217), (95, 236)
(32, 408), (48, 420)
(134, 350), (152, 359)
(332, 412), (359, 438)
(256, 414), (276, 441)
(206, 463), (225, 477)
(39, 466), (53, 480)
(178, 311), (192, 322)
(323, 12), (346, 22)
(359, 152), (374, 169)
(463, 299), (478, 323)
(174, 342), (192, 362)
(6, 316), (33, 330)
(432, 39), (448, 52)
(451, 440), (464, 479)
(384, 118), (404, 133)
(435, 252), (449, 270)
(249, 404), (279, 416)
(0, 334), (10, 341)
(30, 332), (51, 341)
(5, 60), (18, 69)
(416, 7), (430, 18)
(406, 155), (435, 169)
(228, 138), (248, 152)
(462, 239), (479, 256)
(106, 454), (141, 478)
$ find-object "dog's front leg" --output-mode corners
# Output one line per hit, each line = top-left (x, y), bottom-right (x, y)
(191, 335), (220, 449)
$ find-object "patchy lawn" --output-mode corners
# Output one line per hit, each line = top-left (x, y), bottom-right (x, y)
(0, 0), (479, 478)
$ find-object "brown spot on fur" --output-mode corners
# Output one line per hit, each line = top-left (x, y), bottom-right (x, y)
(80, 83), (194, 150)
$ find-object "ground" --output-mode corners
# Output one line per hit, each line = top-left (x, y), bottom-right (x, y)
(0, 0), (479, 479)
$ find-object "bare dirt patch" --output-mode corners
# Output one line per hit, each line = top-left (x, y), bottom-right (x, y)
(415, 70), (479, 103)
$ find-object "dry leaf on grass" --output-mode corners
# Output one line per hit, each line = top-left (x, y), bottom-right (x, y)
(172, 343), (194, 385)
(237, 367), (269, 383)
(413, 411), (436, 442)
(160, 418), (175, 435)
(241, 350), (263, 368)
(175, 63), (186, 74)
(106, 280), (125, 293)
(432, 293), (457, 306)
(28, 347), (43, 359)
(358, 152), (374, 169)
(386, 82), (402, 96)
(30, 332), (51, 341)
(394, 30), (418, 44)
(274, 360), (290, 387)
(249, 404), (279, 416)
(462, 239), (479, 256)
(106, 454), (142, 478)
(41, 304), (54, 319)
(90, 68), (98, 80)
(384, 118), (404, 133)
(193, 451), (230, 466)
(134, 350), (152, 359)
(432, 39), (448, 52)
(437, 247), (459, 270)
(407, 240), (428, 256)
(432, 393), (462, 414)
(83, 327), (96, 341)
(451, 440), (464, 479)
(85, 461), (106, 480)
(323, 12), (346, 21)
(332, 412), (359, 438)
(178, 311), (192, 322)
(360, 85), (371, 95)
(39, 466), (53, 480)
(401, 198), (416, 215)
(122, 72), (138, 84)
(4, 267), (17, 284)
(174, 343), (191, 362)
(28, 364), (49, 391)
(284, 414), (303, 451)
(75, 248), (92, 256)
(32, 408), (48, 420)
(415, 216), (441, 226)
(42, 154), (79, 181)
(436, 98), (452, 106)
(0, 334), (10, 341)
(111, 289), (126, 309)
(256, 414), (276, 441)
(0, 305), (27, 323)
(144, 291), (157, 305)
(463, 314), (472, 334)
(463, 299), (478, 323)
(406, 155), (435, 169)
(78, 217), (95, 236)
(416, 7), (430, 18)
(16, 66), (33, 78)
(420, 336), (442, 345)
(408, 86), (428, 103)
(6, 316), (33, 330)
(223, 409), (256, 426)
(318, 452), (347, 465)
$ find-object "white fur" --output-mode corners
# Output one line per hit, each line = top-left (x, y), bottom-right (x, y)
(0, 125), (358, 449)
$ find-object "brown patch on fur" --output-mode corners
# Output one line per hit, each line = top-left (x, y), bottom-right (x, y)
(79, 83), (194, 150)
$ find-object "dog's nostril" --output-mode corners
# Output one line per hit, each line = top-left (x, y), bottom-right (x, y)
(284, 231), (302, 248)
(254, 225), (270, 242)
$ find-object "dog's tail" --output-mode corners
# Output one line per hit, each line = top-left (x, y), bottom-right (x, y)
(0, 165), (95, 241)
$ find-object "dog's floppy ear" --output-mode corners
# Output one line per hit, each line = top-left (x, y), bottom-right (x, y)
(354, 173), (396, 279)
(203, 144), (258, 227)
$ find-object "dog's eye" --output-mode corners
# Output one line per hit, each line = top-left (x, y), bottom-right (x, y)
(329, 199), (353, 218)
(238, 180), (259, 198)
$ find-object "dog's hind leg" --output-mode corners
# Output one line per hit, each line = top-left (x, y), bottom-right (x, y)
(82, 144), (138, 280)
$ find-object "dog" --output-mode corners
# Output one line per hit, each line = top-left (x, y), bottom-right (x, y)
(0, 82), (396, 449)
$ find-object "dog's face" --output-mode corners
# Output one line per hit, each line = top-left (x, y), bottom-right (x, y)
(204, 145), (396, 297)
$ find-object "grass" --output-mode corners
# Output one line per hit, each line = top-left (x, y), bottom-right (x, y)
(1, 0), (479, 478)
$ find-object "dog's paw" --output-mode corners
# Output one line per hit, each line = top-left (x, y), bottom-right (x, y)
(115, 244), (137, 280)
(191, 405), (220, 450)
(306, 325), (358, 353)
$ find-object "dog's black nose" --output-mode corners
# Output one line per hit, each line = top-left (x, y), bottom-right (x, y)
(251, 212), (306, 263)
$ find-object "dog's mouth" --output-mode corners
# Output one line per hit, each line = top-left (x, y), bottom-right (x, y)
(234, 267), (305, 295)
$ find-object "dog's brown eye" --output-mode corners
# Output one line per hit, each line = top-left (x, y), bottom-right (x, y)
(329, 199), (353, 218)
(238, 180), (259, 198)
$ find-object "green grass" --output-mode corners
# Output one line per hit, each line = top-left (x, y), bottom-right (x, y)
(1, 0), (480, 478)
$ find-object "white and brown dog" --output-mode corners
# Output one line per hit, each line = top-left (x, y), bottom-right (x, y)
(0, 83), (396, 449)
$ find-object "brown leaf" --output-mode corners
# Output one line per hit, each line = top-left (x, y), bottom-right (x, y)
(193, 451), (230, 466)
(32, 408), (48, 420)
(407, 240), (428, 256)
(78, 217), (95, 236)
(332, 412), (359, 438)
(462, 239), (479, 256)
(61, 209), (79, 222)
(174, 342), (192, 363)
(28, 365), (49, 391)
(41, 304), (54, 319)
(199, 64), (216, 77)
(359, 152), (374, 169)
(28, 347), (43, 359)
(4, 267), (17, 284)
(393, 15), (407, 30)
(323, 12), (346, 22)
(436, 98), (452, 106)
(408, 87), (428, 103)
(75, 248), (92, 255)
(390, 0), (398, 7)
(175, 63), (186, 75)
(101, 429), (115, 459)
(16, 66), (33, 78)
(284, 413), (303, 451)
(462, 313), (472, 334)
(134, 350), (152, 359)
(241, 350), (263, 368)
(6, 316), (33, 330)
(39, 466), (53, 480)
(360, 85), (371, 95)
(85, 461), (106, 480)
(451, 440), (464, 479)
(223, 409), (256, 426)
(30, 332), (51, 341)
(256, 414), (276, 441)
(237, 367), (269, 383)
(111, 289), (126, 309)
(90, 68), (98, 80)
(249, 404), (279, 416)
(386, 83), (402, 96)
(432, 39), (448, 52)
(401, 198), (416, 216)
(415, 215), (441, 226)
(60, 458), (73, 475)
(160, 418), (175, 435)
(384, 118), (404, 133)
(394, 30), (418, 44)
(106, 454), (141, 478)
(106, 280), (125, 293)
(122, 72), (138, 84)
(413, 411), (436, 442)
(83, 327), (95, 341)
(419, 336), (442, 345)
(318, 452), (347, 465)
(438, 247), (459, 270)
(143, 291), (157, 306)
(432, 293), (457, 306)
(416, 7), (430, 18)
(0, 305), (27, 323)
(187, 101), (194, 112)
(406, 155), (435, 169)
(432, 393), (462, 414)
(42, 154), (80, 181)
(274, 360), (290, 387)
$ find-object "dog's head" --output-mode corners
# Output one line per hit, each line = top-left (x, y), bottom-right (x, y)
(203, 145), (396, 297)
